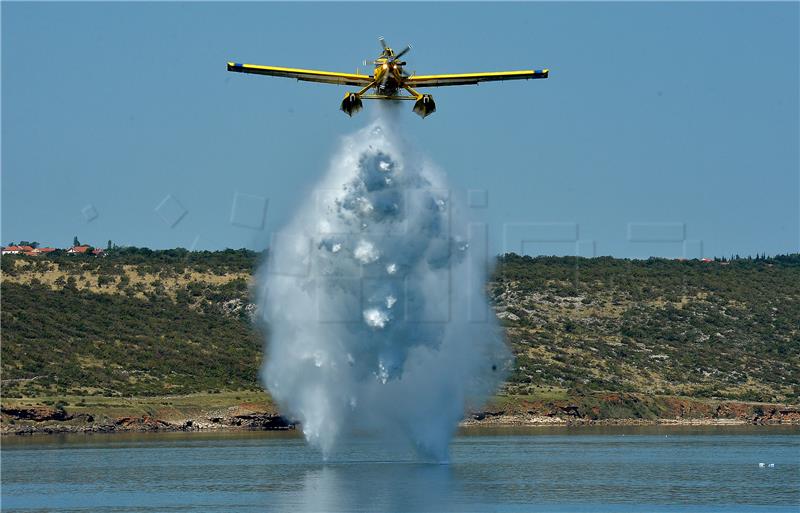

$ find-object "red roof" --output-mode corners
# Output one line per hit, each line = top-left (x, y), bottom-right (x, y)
(68, 245), (91, 254)
(38, 247), (57, 253)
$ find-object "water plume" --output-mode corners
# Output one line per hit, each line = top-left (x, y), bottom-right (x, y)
(257, 111), (508, 462)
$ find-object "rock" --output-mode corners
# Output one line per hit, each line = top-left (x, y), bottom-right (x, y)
(113, 415), (172, 431)
(496, 311), (520, 322)
(239, 414), (295, 430)
(1, 406), (72, 422)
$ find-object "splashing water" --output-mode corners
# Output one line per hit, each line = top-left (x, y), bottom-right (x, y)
(257, 115), (508, 462)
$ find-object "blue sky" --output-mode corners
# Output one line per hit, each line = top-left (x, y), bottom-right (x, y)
(2, 2), (798, 258)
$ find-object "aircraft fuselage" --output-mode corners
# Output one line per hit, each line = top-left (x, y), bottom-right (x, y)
(372, 58), (404, 95)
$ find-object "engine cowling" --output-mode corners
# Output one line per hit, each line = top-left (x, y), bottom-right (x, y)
(412, 94), (436, 118)
(340, 93), (363, 117)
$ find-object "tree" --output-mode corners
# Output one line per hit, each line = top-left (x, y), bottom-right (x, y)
(107, 240), (113, 251)
(73, 236), (81, 247)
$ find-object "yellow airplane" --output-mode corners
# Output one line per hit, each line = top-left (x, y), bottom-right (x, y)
(227, 38), (548, 118)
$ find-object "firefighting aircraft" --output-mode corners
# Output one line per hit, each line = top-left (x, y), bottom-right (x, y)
(227, 38), (548, 118)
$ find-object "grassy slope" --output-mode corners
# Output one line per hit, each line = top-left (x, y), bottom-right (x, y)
(2, 251), (799, 411)
(495, 254), (800, 402)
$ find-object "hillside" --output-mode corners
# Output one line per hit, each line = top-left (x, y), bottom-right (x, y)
(2, 250), (799, 406)
(495, 254), (800, 403)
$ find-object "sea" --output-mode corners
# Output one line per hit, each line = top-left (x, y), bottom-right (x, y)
(1, 425), (798, 512)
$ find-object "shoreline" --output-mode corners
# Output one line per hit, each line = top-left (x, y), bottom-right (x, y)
(4, 417), (799, 438)
(3, 390), (799, 436)
(3, 405), (799, 436)
(459, 414), (800, 427)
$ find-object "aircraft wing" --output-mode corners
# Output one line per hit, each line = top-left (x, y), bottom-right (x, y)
(227, 62), (373, 86)
(405, 69), (548, 87)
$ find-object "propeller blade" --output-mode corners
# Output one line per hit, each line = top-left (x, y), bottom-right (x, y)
(393, 44), (412, 60)
(379, 37), (388, 50)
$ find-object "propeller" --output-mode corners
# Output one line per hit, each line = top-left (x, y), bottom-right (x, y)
(378, 37), (412, 62)
(392, 45), (412, 61)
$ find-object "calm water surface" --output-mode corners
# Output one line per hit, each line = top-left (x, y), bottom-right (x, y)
(2, 425), (798, 512)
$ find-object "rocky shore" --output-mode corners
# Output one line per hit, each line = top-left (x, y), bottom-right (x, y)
(460, 409), (800, 427)
(462, 394), (800, 427)
(1, 403), (295, 436)
(2, 396), (799, 436)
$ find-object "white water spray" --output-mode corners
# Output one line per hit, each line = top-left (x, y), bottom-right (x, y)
(257, 112), (508, 461)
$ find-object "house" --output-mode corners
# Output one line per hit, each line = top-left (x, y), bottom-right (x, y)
(2, 245), (33, 255)
(66, 245), (105, 257)
(67, 245), (91, 255)
(38, 247), (57, 254)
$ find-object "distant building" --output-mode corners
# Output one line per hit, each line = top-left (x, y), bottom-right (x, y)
(2, 245), (33, 254)
(67, 245), (91, 255)
(3, 244), (104, 256)
(65, 245), (105, 257)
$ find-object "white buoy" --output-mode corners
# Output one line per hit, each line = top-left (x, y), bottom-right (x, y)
(759, 463), (766, 467)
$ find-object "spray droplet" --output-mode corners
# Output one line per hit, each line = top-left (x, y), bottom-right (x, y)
(354, 240), (380, 264)
(376, 361), (390, 384)
(363, 308), (389, 329)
